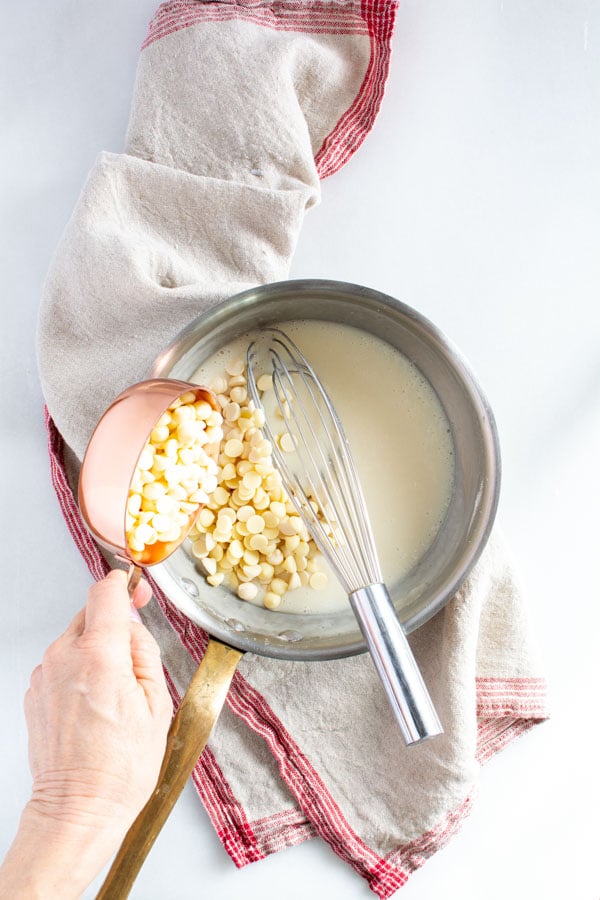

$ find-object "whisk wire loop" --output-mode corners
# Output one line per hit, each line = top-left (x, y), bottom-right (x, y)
(277, 335), (379, 581)
(263, 333), (380, 591)
(268, 347), (361, 591)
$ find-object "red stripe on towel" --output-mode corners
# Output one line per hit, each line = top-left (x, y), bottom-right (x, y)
(475, 677), (549, 763)
(315, 0), (397, 178)
(476, 676), (549, 718)
(142, 1), (370, 49)
(45, 410), (111, 582)
(386, 793), (475, 878)
(249, 808), (316, 856)
(476, 716), (545, 764)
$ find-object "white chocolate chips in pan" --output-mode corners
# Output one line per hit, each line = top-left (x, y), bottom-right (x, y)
(187, 359), (328, 608)
(126, 392), (223, 559)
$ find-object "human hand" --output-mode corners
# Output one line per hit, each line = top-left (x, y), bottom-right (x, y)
(0, 569), (173, 898)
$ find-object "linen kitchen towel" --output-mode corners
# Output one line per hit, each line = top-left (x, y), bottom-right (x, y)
(38, 3), (549, 896)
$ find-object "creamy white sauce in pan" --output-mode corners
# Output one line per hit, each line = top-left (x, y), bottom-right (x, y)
(190, 320), (454, 614)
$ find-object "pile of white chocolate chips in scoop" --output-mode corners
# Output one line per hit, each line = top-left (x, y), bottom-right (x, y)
(126, 393), (223, 556)
(187, 358), (328, 609)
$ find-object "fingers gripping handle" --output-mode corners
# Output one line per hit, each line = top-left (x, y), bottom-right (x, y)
(349, 584), (443, 745)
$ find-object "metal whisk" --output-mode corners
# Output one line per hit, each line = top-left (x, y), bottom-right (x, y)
(247, 328), (443, 745)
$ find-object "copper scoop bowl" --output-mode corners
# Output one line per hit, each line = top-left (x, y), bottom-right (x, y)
(78, 378), (242, 898)
(78, 377), (221, 583)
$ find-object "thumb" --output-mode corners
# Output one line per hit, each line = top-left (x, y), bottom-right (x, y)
(130, 576), (153, 613)
(83, 569), (131, 642)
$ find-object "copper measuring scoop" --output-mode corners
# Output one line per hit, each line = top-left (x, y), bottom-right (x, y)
(78, 378), (243, 899)
(78, 378), (221, 580)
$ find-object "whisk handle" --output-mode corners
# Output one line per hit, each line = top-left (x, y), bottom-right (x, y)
(349, 584), (443, 745)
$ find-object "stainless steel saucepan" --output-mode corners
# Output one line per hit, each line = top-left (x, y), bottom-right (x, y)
(96, 279), (500, 897)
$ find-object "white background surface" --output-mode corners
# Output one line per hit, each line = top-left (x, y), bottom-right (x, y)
(1, 2), (599, 898)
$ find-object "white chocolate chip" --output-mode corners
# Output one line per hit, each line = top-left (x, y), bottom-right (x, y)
(224, 402), (241, 422)
(226, 358), (245, 377)
(237, 582), (258, 602)
(256, 373), (273, 392)
(200, 556), (218, 576)
(224, 438), (244, 458)
(206, 572), (225, 587)
(246, 514), (265, 535)
(309, 571), (328, 590)
(279, 432), (297, 453)
(209, 376), (228, 394)
(269, 577), (288, 596)
(229, 386), (247, 404)
(263, 591), (281, 610)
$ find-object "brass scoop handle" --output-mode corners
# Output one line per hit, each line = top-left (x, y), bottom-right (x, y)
(126, 564), (142, 597)
(96, 638), (243, 899)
